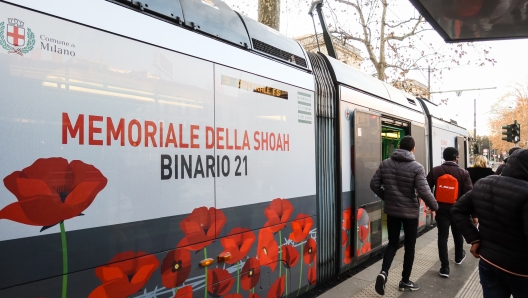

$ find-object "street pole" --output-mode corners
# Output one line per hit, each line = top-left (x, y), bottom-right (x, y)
(474, 98), (477, 139)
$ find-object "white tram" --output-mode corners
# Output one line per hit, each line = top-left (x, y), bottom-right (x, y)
(0, 0), (469, 297)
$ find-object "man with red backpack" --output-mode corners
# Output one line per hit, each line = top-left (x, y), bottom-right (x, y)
(427, 147), (473, 278)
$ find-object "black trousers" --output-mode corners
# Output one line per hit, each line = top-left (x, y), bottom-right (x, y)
(436, 209), (464, 268)
(381, 215), (418, 282)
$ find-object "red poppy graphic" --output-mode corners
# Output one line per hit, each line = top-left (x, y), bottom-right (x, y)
(308, 266), (316, 285)
(288, 214), (313, 242)
(303, 238), (317, 265)
(224, 294), (243, 298)
(250, 293), (262, 298)
(174, 285), (193, 297)
(344, 246), (352, 264)
(220, 227), (256, 264)
(282, 245), (299, 268)
(361, 242), (372, 254)
(207, 268), (234, 296)
(341, 230), (348, 247)
(161, 248), (192, 289)
(0, 158), (107, 227)
(342, 208), (352, 230)
(264, 198), (293, 233)
(257, 227), (279, 270)
(241, 257), (261, 290)
(89, 251), (159, 298)
(267, 276), (285, 298)
(179, 207), (226, 251)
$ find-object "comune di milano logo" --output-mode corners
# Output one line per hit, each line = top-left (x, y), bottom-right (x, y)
(0, 18), (35, 56)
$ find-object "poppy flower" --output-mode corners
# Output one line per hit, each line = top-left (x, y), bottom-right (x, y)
(282, 245), (299, 268)
(174, 285), (193, 297)
(241, 257), (261, 290)
(267, 276), (285, 298)
(257, 227), (279, 270)
(224, 295), (243, 298)
(342, 208), (352, 230)
(308, 266), (316, 285)
(179, 207), (226, 251)
(264, 198), (293, 233)
(161, 248), (192, 289)
(0, 158), (107, 227)
(89, 251), (159, 298)
(361, 242), (371, 254)
(220, 227), (256, 264)
(303, 238), (316, 265)
(207, 268), (234, 296)
(357, 208), (370, 243)
(341, 230), (348, 247)
(250, 293), (261, 298)
(288, 214), (313, 242)
(344, 246), (352, 264)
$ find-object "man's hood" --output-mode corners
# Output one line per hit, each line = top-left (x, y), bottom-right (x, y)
(501, 149), (528, 181)
(390, 149), (415, 162)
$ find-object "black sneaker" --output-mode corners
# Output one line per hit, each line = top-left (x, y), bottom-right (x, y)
(375, 271), (387, 295)
(399, 280), (419, 292)
(455, 251), (466, 265)
(439, 267), (450, 278)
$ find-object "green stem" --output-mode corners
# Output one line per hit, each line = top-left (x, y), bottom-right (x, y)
(305, 283), (309, 292)
(237, 261), (240, 294)
(297, 243), (303, 296)
(204, 247), (208, 298)
(286, 266), (289, 298)
(60, 222), (68, 298)
(279, 231), (282, 277)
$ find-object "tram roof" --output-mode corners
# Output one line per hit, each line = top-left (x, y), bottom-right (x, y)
(409, 0), (528, 42)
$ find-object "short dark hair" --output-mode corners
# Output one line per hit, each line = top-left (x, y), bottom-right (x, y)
(509, 147), (521, 156)
(443, 147), (459, 161)
(399, 136), (415, 151)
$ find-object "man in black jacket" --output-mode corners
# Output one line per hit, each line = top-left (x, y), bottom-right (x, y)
(495, 147), (520, 175)
(427, 147), (473, 278)
(370, 136), (438, 295)
(452, 149), (528, 297)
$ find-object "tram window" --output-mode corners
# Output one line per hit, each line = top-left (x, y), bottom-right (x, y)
(381, 119), (410, 160)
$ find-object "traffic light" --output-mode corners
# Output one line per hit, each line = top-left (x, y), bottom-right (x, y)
(473, 144), (478, 154)
(511, 121), (521, 143)
(502, 124), (512, 142)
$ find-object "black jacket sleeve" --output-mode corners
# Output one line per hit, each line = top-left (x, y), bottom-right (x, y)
(416, 166), (438, 211)
(451, 191), (480, 244)
(523, 201), (528, 243)
(426, 170), (435, 193)
(370, 166), (385, 200)
(461, 170), (473, 196)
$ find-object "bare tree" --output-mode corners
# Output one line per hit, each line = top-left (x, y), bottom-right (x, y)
(258, 0), (281, 30)
(326, 0), (495, 95)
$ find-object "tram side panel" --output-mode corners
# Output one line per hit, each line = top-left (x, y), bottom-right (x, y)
(213, 64), (317, 297)
(0, 3), (318, 298)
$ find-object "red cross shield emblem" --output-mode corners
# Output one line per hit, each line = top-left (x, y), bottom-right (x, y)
(7, 24), (25, 47)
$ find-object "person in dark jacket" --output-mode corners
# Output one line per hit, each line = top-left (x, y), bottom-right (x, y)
(451, 149), (528, 297)
(427, 147), (473, 278)
(370, 136), (438, 294)
(466, 155), (494, 227)
(495, 147), (521, 175)
(467, 155), (495, 184)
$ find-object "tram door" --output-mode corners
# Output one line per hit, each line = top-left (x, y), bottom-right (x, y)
(456, 136), (467, 168)
(353, 110), (382, 258)
(411, 124), (428, 230)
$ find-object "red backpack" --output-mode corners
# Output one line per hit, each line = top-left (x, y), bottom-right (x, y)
(436, 171), (459, 204)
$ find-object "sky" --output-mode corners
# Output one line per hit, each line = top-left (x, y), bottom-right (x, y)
(223, 0), (528, 136)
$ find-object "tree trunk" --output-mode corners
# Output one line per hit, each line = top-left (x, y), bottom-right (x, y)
(258, 0), (280, 31)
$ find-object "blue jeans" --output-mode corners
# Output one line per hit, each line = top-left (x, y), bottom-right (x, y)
(479, 259), (528, 298)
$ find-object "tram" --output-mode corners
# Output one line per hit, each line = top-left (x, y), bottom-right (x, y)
(0, 0), (469, 297)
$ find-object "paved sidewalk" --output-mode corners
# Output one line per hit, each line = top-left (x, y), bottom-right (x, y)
(317, 228), (482, 298)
